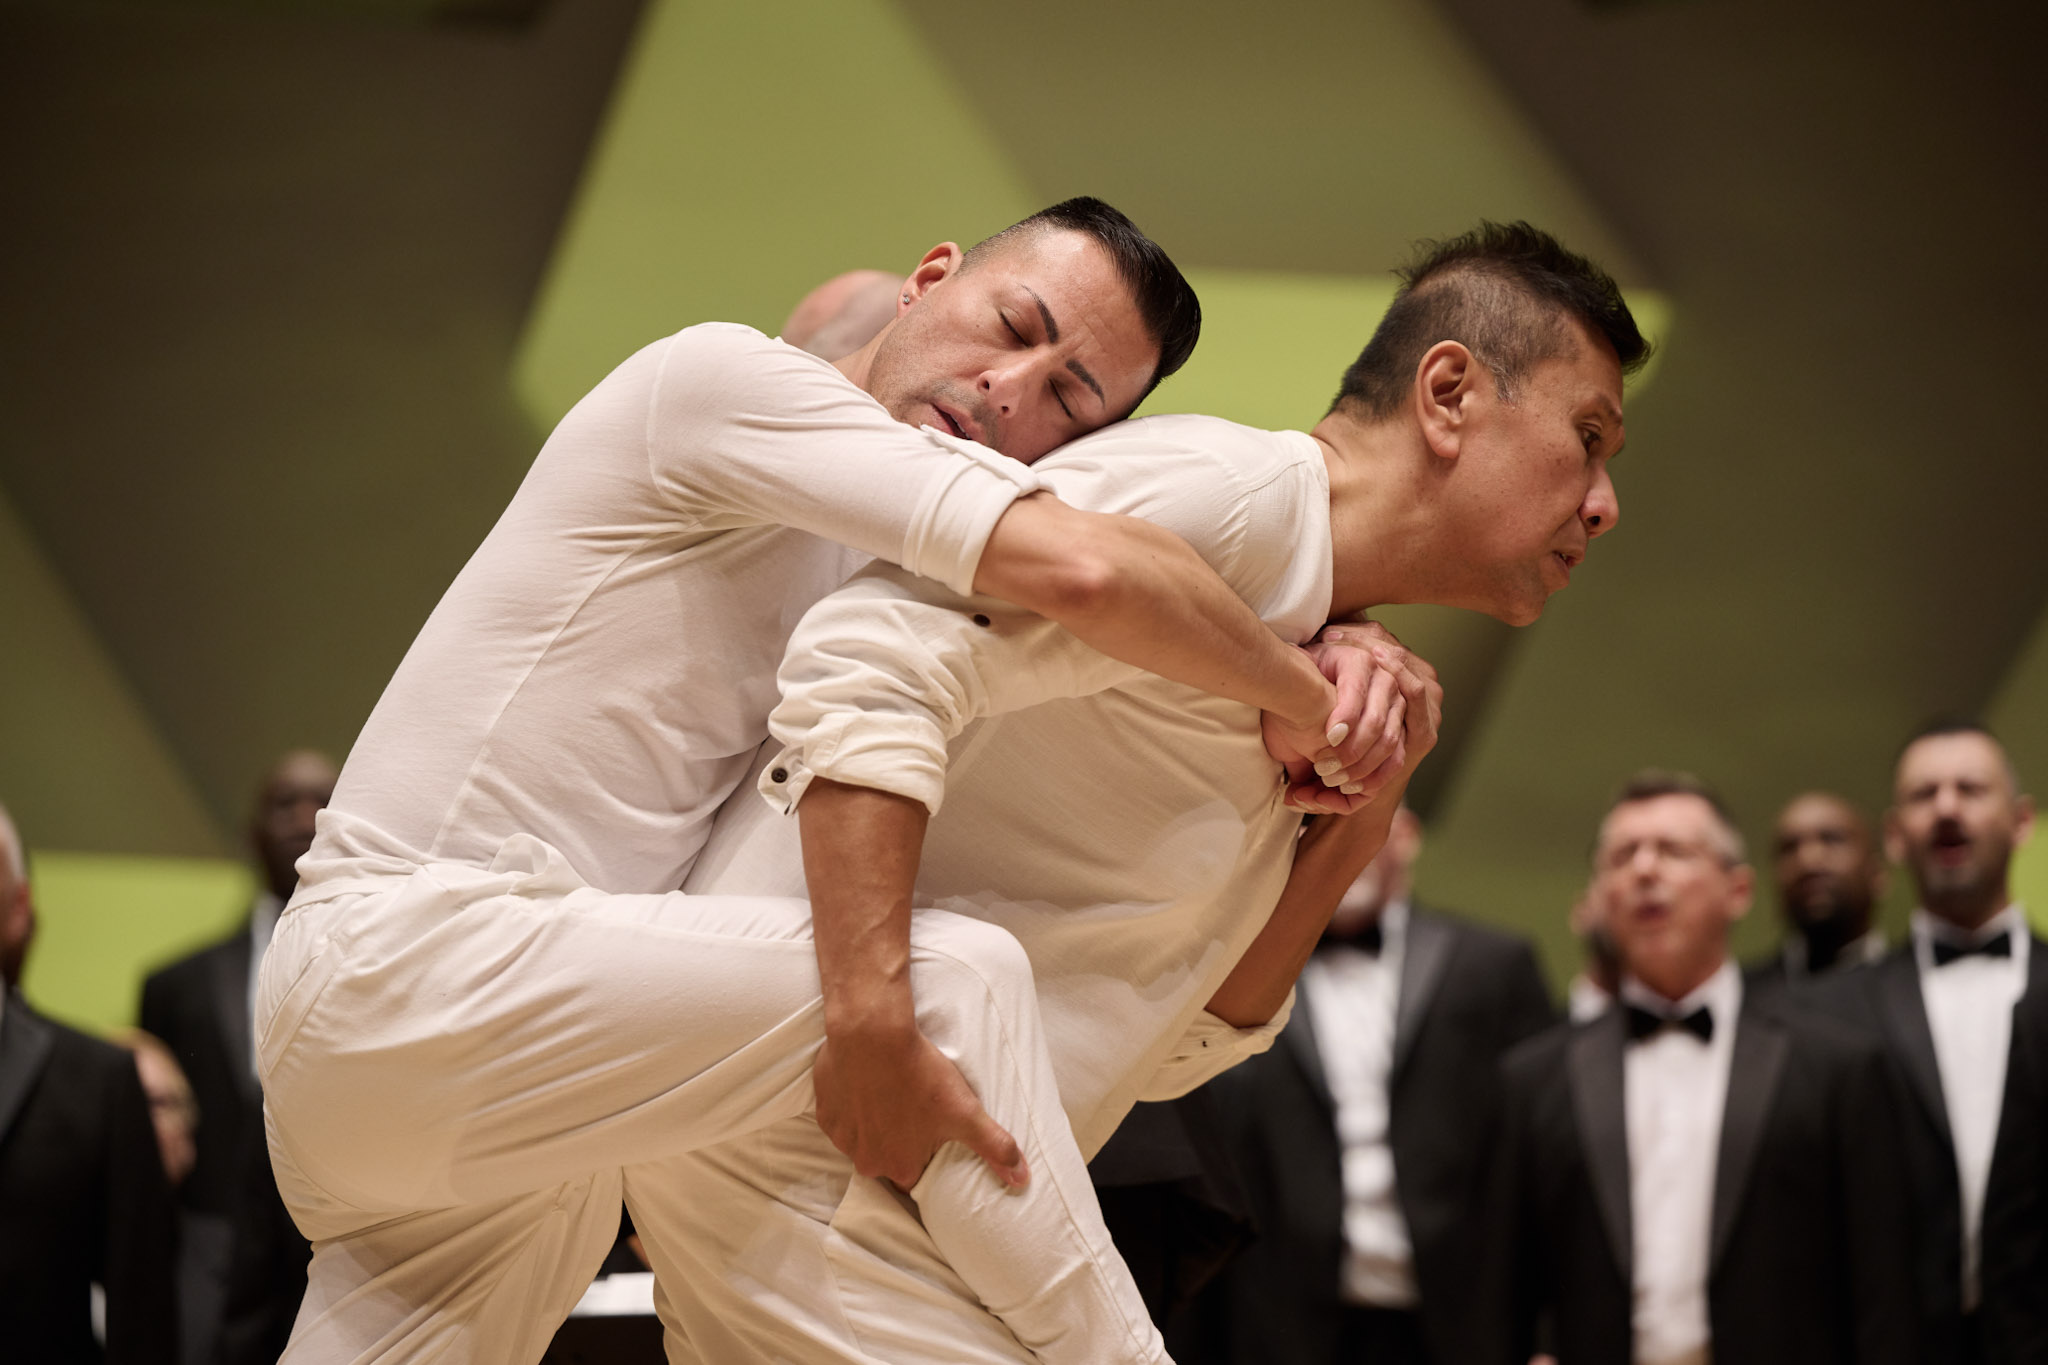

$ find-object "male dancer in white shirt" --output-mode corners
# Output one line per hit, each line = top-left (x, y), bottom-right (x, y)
(257, 199), (1395, 1364)
(642, 221), (1647, 1363)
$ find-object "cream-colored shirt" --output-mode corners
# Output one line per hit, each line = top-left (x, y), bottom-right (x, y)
(689, 413), (1334, 1155)
(1915, 903), (2030, 1310)
(1621, 961), (1742, 1365)
(295, 324), (1038, 902)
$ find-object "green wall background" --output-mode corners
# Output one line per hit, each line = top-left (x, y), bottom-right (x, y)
(22, 854), (252, 1035)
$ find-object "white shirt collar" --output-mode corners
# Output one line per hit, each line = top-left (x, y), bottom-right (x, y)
(1619, 957), (1742, 1023)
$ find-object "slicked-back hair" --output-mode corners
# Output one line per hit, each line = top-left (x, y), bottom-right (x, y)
(1897, 717), (2025, 796)
(1331, 220), (1650, 420)
(963, 197), (1201, 408)
(1602, 769), (1747, 865)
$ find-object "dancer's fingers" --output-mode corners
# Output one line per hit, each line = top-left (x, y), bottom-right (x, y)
(957, 1106), (1030, 1189)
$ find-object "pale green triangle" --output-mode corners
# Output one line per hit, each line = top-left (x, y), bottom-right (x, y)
(515, 0), (1039, 431)
(0, 484), (224, 858)
(20, 854), (254, 1035)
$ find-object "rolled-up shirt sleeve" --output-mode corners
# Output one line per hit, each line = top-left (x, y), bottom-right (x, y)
(1137, 992), (1296, 1101)
(759, 568), (1142, 815)
(646, 324), (1040, 595)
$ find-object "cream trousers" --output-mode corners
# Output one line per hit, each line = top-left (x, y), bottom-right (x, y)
(256, 836), (1164, 1365)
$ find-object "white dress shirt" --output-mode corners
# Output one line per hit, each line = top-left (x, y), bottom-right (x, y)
(1303, 902), (1416, 1307)
(246, 891), (283, 1078)
(1621, 960), (1742, 1365)
(296, 323), (1037, 904)
(1914, 903), (2030, 1310)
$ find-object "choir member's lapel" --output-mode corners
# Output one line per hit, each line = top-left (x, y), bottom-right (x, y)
(211, 925), (260, 1101)
(1282, 977), (1336, 1117)
(1568, 1008), (1633, 1281)
(0, 992), (55, 1144)
(1877, 949), (1953, 1150)
(1710, 996), (1789, 1270)
(1392, 909), (1454, 1082)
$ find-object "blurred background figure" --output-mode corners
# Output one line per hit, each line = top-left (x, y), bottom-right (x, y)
(1566, 883), (1618, 1022)
(1811, 723), (2045, 1363)
(1176, 807), (1554, 1365)
(0, 800), (179, 1364)
(1751, 791), (1888, 990)
(779, 268), (902, 361)
(139, 749), (335, 1365)
(1497, 772), (1915, 1365)
(109, 1030), (201, 1190)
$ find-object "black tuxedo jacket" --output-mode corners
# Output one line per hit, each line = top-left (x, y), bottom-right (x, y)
(1806, 939), (2048, 1364)
(140, 923), (262, 1220)
(0, 990), (178, 1364)
(141, 919), (311, 1365)
(1987, 982), (2048, 1359)
(1174, 908), (1555, 1365)
(1494, 990), (1919, 1365)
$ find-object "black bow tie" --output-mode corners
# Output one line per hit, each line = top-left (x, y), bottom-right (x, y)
(1325, 919), (1385, 956)
(1625, 1003), (1714, 1045)
(1932, 932), (2013, 967)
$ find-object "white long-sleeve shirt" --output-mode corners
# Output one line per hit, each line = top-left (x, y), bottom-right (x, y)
(687, 413), (1335, 1155)
(296, 324), (1039, 902)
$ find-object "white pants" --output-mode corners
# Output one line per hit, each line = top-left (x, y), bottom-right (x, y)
(624, 1114), (1094, 1364)
(257, 836), (1164, 1364)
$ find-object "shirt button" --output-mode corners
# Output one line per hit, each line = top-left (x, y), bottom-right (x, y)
(770, 767), (789, 783)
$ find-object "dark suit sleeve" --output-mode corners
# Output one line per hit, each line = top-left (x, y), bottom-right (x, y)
(1479, 1050), (1540, 1365)
(100, 1049), (179, 1365)
(1499, 941), (1560, 1048)
(1836, 1038), (1921, 1365)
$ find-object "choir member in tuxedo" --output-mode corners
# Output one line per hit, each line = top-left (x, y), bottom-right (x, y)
(1809, 722), (2044, 1363)
(1175, 807), (1555, 1365)
(139, 750), (334, 1365)
(0, 801), (179, 1363)
(1749, 791), (1888, 990)
(1496, 771), (1918, 1365)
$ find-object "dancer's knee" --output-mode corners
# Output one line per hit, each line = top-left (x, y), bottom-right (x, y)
(913, 911), (1036, 1006)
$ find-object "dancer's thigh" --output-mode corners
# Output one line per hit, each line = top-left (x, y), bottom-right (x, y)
(261, 870), (832, 1220)
(278, 1169), (621, 1365)
(624, 1123), (1036, 1365)
(626, 907), (1164, 1365)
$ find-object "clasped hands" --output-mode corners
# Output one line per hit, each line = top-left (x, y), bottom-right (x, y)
(1262, 619), (1442, 815)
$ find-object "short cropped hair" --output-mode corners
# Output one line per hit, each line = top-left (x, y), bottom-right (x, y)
(964, 196), (1201, 407)
(1896, 717), (2024, 795)
(1331, 220), (1651, 419)
(1603, 769), (1747, 865)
